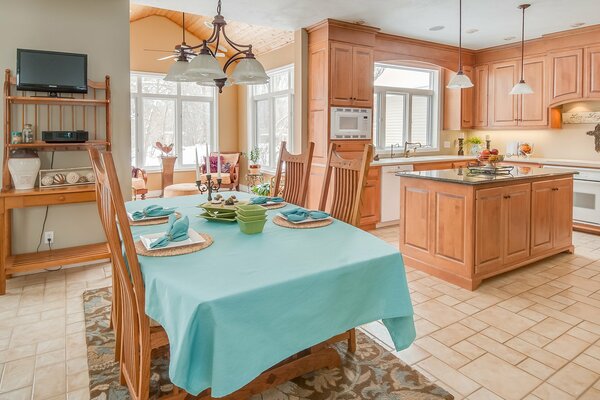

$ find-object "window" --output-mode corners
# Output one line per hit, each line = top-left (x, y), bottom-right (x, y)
(373, 63), (440, 151)
(130, 72), (217, 169)
(249, 65), (294, 171)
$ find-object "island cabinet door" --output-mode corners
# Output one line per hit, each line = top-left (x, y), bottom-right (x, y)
(552, 178), (574, 249)
(503, 184), (531, 265)
(531, 180), (557, 255)
(475, 187), (505, 274)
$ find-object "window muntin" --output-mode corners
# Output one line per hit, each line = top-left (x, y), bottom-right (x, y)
(130, 72), (217, 170)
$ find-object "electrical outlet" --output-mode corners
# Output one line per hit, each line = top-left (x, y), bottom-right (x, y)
(443, 141), (451, 149)
(44, 231), (54, 244)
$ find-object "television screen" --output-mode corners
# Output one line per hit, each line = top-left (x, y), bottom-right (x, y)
(17, 49), (88, 94)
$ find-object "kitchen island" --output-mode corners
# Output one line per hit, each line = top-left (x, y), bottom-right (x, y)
(399, 167), (577, 290)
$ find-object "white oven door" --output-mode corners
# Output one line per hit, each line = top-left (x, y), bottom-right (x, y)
(573, 180), (600, 225)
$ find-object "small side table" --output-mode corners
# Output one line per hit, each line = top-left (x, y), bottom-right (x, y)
(246, 173), (264, 192)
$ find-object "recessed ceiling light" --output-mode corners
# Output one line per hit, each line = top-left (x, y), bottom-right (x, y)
(429, 25), (445, 31)
(504, 36), (517, 41)
(465, 28), (479, 34)
(571, 22), (586, 27)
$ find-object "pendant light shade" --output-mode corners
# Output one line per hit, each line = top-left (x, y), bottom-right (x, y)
(447, 70), (474, 89)
(164, 59), (193, 82)
(230, 56), (269, 85)
(185, 49), (226, 80)
(510, 4), (533, 95)
(447, 0), (473, 89)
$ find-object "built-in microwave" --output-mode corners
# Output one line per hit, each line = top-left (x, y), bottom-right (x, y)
(330, 107), (372, 140)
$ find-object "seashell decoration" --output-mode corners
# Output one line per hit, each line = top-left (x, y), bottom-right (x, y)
(41, 175), (54, 186)
(86, 172), (95, 183)
(53, 173), (67, 185)
(66, 172), (80, 184)
(78, 176), (88, 183)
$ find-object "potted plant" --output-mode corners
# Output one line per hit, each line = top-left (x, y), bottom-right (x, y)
(251, 182), (271, 196)
(465, 136), (484, 155)
(248, 146), (262, 174)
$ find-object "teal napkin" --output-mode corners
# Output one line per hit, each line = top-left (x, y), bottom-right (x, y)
(132, 205), (176, 221)
(149, 215), (190, 249)
(250, 196), (284, 205)
(281, 208), (330, 222)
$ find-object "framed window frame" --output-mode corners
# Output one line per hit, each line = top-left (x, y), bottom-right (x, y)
(130, 71), (218, 171)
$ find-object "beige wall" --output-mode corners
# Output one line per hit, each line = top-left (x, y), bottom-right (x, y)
(467, 102), (600, 160)
(0, 0), (130, 254)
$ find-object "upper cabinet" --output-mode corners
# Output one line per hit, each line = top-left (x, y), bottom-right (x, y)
(443, 66), (474, 130)
(330, 42), (374, 107)
(548, 49), (583, 104)
(473, 65), (489, 128)
(584, 45), (600, 99)
(489, 61), (519, 127)
(520, 57), (547, 126)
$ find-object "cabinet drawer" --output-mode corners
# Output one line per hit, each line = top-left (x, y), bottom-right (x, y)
(6, 191), (96, 208)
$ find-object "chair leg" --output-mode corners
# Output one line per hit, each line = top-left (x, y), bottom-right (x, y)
(348, 328), (356, 353)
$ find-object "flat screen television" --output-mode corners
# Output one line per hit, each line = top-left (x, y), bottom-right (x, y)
(16, 49), (88, 95)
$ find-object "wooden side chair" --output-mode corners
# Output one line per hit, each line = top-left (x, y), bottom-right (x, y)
(272, 141), (314, 207)
(319, 143), (374, 227)
(131, 167), (148, 200)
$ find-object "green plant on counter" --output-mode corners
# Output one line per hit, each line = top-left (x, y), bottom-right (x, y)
(249, 146), (261, 167)
(464, 136), (483, 145)
(251, 182), (271, 196)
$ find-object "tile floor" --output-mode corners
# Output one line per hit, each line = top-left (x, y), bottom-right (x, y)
(1, 228), (600, 399)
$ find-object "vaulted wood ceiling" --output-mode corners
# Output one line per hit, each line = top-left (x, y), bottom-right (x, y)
(130, 4), (294, 55)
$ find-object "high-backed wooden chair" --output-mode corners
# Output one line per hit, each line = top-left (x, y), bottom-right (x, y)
(272, 141), (314, 207)
(319, 143), (374, 227)
(89, 148), (121, 362)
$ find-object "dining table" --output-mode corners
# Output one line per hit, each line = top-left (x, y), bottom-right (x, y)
(126, 191), (416, 397)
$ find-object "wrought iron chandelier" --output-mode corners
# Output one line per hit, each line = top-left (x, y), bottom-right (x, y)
(164, 0), (269, 93)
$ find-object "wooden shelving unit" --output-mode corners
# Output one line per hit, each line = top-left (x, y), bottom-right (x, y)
(1, 69), (112, 294)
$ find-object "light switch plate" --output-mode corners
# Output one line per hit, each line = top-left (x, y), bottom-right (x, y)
(443, 141), (451, 148)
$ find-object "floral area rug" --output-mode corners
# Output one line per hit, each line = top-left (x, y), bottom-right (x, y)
(84, 288), (452, 399)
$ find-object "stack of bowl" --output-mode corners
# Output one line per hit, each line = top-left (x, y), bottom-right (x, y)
(235, 204), (267, 234)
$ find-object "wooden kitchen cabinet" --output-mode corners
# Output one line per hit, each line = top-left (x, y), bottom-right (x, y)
(473, 65), (489, 128)
(330, 42), (373, 108)
(359, 166), (381, 230)
(531, 178), (573, 256)
(489, 61), (519, 127)
(443, 66), (473, 130)
(519, 57), (547, 126)
(584, 45), (600, 98)
(549, 48), (583, 104)
(475, 184), (530, 275)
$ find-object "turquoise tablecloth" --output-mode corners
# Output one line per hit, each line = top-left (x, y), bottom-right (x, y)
(126, 192), (416, 397)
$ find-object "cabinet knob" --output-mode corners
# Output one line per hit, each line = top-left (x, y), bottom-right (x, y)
(552, 187), (559, 191)
(503, 195), (511, 199)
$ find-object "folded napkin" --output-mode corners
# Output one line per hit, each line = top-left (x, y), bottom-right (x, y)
(280, 208), (330, 222)
(149, 214), (190, 249)
(132, 205), (176, 221)
(250, 196), (284, 205)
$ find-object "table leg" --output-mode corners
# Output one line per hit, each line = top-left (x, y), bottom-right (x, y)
(0, 201), (7, 295)
(348, 328), (357, 353)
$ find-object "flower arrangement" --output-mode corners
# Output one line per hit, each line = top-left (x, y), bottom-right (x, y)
(154, 142), (174, 157)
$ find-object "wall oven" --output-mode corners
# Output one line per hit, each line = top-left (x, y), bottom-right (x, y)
(330, 107), (372, 140)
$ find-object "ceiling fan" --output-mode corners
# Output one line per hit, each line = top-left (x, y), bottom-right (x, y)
(143, 13), (227, 61)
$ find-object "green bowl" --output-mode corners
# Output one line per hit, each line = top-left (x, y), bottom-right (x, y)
(235, 204), (267, 217)
(235, 213), (267, 223)
(237, 218), (267, 234)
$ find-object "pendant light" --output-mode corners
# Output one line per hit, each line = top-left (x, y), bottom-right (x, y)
(447, 0), (473, 89)
(164, 13), (195, 82)
(510, 4), (534, 95)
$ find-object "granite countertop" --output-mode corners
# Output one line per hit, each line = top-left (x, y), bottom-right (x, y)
(397, 166), (578, 185)
(503, 157), (600, 169)
(371, 155), (477, 166)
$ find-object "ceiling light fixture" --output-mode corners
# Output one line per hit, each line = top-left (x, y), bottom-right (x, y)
(465, 28), (479, 34)
(429, 25), (445, 31)
(447, 0), (473, 89)
(510, 4), (534, 95)
(164, 13), (196, 82)
(164, 0), (269, 93)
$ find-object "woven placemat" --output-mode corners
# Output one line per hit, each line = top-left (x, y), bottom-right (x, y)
(262, 202), (287, 210)
(129, 212), (182, 226)
(272, 215), (333, 229)
(135, 232), (213, 257)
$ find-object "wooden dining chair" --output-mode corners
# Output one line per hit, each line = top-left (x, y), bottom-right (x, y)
(89, 148), (121, 362)
(319, 143), (374, 227)
(272, 141), (315, 207)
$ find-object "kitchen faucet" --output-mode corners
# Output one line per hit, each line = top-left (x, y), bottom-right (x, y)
(390, 143), (401, 159)
(403, 141), (423, 157)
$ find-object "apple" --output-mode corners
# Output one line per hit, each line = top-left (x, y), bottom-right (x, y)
(490, 148), (499, 155)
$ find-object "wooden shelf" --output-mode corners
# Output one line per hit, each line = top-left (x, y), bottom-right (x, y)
(6, 96), (109, 106)
(1, 184), (96, 198)
(7, 140), (109, 151)
(6, 243), (110, 274)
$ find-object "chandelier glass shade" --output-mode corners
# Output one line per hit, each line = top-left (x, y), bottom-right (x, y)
(510, 4), (533, 95)
(447, 0), (473, 89)
(162, 0), (269, 93)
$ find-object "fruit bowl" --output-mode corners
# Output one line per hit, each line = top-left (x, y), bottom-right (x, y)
(478, 149), (504, 166)
(518, 142), (533, 158)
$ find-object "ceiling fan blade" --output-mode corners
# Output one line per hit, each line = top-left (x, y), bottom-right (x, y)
(215, 53), (226, 58)
(144, 49), (173, 53)
(157, 55), (178, 61)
